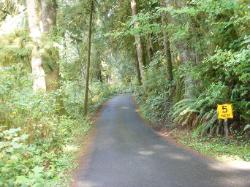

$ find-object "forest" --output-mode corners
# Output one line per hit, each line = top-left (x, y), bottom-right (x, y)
(0, 0), (249, 186)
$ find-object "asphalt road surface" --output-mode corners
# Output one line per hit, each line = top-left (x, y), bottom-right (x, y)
(74, 95), (250, 187)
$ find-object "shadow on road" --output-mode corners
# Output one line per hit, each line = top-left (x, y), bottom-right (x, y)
(73, 95), (250, 187)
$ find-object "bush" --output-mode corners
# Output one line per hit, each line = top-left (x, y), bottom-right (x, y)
(171, 47), (250, 136)
(0, 64), (115, 186)
(135, 54), (172, 124)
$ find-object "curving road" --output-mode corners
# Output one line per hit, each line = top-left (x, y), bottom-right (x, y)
(74, 95), (250, 187)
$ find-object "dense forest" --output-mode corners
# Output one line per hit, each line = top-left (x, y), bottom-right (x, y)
(0, 0), (249, 186)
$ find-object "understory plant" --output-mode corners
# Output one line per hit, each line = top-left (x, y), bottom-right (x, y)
(0, 64), (115, 186)
(171, 47), (250, 137)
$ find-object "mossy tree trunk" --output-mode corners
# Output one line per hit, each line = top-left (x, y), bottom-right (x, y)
(131, 0), (145, 82)
(41, 0), (57, 33)
(26, 0), (46, 92)
(161, 1), (173, 82)
(135, 49), (142, 85)
(84, 0), (94, 115)
(41, 0), (59, 91)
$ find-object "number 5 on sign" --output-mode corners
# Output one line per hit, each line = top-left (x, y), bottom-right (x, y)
(217, 104), (233, 119)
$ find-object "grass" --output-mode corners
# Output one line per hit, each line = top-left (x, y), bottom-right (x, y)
(171, 129), (250, 162)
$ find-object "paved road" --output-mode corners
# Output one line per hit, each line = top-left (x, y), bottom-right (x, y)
(74, 95), (250, 187)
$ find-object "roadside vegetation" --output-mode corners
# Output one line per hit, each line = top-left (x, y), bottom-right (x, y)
(129, 0), (250, 137)
(0, 0), (119, 185)
(171, 129), (250, 162)
(127, 0), (250, 161)
(0, 67), (117, 185)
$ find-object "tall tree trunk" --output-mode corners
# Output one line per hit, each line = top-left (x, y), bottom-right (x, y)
(161, 15), (174, 81)
(94, 51), (103, 82)
(131, 0), (144, 81)
(135, 50), (142, 85)
(161, 1), (173, 82)
(40, 0), (57, 33)
(26, 0), (46, 92)
(84, 0), (94, 115)
(171, 0), (195, 99)
(96, 62), (102, 82)
(98, 63), (103, 82)
(179, 44), (196, 98)
(146, 33), (153, 63)
(40, 0), (59, 91)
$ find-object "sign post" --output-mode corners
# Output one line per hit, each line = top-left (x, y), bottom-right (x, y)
(217, 104), (233, 138)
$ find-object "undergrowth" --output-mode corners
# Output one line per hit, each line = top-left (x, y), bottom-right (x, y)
(0, 65), (117, 186)
(173, 129), (250, 162)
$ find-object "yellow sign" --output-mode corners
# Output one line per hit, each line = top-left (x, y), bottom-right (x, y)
(217, 104), (233, 120)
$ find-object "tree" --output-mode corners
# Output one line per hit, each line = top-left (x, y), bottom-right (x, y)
(84, 0), (94, 115)
(135, 49), (142, 85)
(161, 0), (173, 82)
(41, 0), (57, 33)
(131, 0), (145, 82)
(40, 0), (59, 90)
(26, 0), (46, 91)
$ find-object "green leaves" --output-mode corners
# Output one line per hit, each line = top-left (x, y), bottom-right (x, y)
(172, 47), (250, 134)
(0, 59), (117, 185)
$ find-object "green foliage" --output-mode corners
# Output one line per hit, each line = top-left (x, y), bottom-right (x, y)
(171, 83), (228, 134)
(175, 130), (250, 162)
(0, 0), (123, 185)
(135, 53), (172, 123)
(170, 48), (250, 135)
(89, 82), (117, 109)
(131, 0), (250, 137)
(0, 117), (91, 186)
(0, 31), (31, 67)
(0, 0), (19, 21)
(0, 63), (116, 185)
